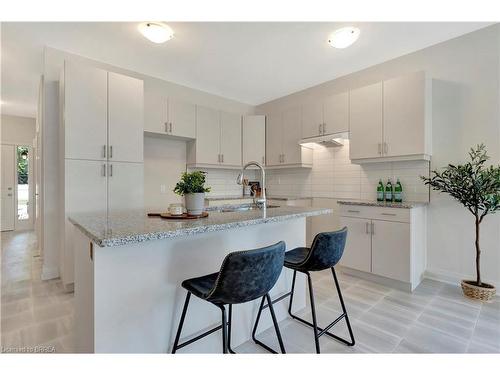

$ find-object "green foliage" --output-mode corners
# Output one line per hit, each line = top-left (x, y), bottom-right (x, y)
(174, 171), (211, 196)
(421, 144), (500, 221)
(17, 146), (29, 185)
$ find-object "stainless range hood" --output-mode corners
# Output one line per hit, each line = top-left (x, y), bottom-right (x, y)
(298, 131), (349, 148)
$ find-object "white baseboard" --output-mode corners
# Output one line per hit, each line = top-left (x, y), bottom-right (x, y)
(424, 268), (499, 295)
(41, 265), (59, 281)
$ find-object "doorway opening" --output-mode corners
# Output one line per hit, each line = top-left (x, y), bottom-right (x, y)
(15, 145), (34, 230)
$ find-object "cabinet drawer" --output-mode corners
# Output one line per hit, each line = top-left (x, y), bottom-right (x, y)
(339, 205), (409, 223)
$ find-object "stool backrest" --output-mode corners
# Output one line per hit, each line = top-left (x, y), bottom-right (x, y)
(207, 241), (286, 305)
(301, 227), (348, 271)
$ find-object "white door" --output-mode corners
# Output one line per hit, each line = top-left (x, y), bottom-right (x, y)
(371, 220), (411, 282)
(108, 72), (144, 163)
(220, 111), (242, 167)
(242, 115), (266, 165)
(195, 106), (221, 165)
(339, 216), (372, 272)
(108, 162), (144, 213)
(64, 62), (107, 161)
(1, 144), (15, 231)
(168, 98), (196, 139)
(349, 82), (383, 160)
(265, 112), (282, 166)
(324, 92), (349, 135)
(301, 101), (323, 139)
(383, 72), (426, 157)
(15, 146), (34, 231)
(281, 106), (302, 165)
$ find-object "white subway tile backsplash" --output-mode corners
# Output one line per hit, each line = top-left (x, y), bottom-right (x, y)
(265, 140), (430, 203)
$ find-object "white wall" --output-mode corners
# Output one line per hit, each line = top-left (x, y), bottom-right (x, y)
(257, 25), (500, 287)
(0, 114), (36, 145)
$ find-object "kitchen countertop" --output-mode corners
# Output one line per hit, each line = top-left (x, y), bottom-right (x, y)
(69, 206), (332, 248)
(337, 199), (428, 209)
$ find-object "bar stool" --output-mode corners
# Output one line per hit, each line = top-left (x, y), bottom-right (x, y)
(276, 227), (355, 353)
(171, 241), (287, 354)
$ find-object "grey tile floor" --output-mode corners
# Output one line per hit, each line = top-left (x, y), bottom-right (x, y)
(1, 231), (499, 353)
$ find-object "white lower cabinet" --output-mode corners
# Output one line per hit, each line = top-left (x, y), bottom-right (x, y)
(339, 204), (426, 290)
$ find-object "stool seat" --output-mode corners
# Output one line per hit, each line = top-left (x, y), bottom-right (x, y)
(181, 272), (219, 301)
(284, 247), (310, 270)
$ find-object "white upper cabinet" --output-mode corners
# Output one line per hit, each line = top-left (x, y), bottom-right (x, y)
(265, 112), (283, 166)
(302, 92), (349, 139)
(107, 162), (144, 213)
(64, 62), (107, 160)
(349, 72), (431, 163)
(323, 92), (349, 135)
(144, 96), (196, 139)
(220, 111), (242, 167)
(167, 98), (196, 138)
(242, 115), (266, 166)
(266, 107), (312, 168)
(108, 72), (144, 163)
(187, 107), (242, 169)
(349, 82), (383, 160)
(383, 71), (431, 158)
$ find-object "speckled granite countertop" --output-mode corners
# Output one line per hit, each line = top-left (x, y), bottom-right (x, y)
(337, 200), (428, 209)
(69, 206), (332, 248)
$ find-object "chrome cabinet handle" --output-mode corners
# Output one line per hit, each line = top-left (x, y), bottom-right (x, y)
(164, 122), (169, 132)
(109, 145), (113, 159)
(282, 154), (285, 163)
(378, 143), (382, 155)
(108, 164), (113, 177)
(7, 193), (12, 197)
(169, 122), (173, 133)
(102, 164), (106, 177)
(381, 212), (397, 216)
(371, 222), (375, 234)
(262, 156), (265, 164)
(103, 145), (106, 158)
(365, 222), (370, 234)
(384, 142), (388, 155)
(7, 187), (12, 190)
(319, 124), (322, 134)
(221, 154), (224, 163)
(322, 123), (326, 134)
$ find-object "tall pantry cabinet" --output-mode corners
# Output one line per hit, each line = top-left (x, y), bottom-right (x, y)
(61, 61), (144, 286)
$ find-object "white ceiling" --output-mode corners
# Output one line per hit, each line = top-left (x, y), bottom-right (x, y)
(1, 22), (493, 117)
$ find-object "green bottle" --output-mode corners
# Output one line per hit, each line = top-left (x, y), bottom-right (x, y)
(385, 179), (393, 202)
(377, 179), (385, 202)
(394, 178), (403, 203)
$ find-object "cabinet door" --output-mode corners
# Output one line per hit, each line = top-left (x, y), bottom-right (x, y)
(349, 82), (383, 160)
(144, 93), (167, 134)
(108, 72), (144, 163)
(339, 216), (371, 272)
(1, 145), (15, 231)
(220, 111), (242, 166)
(108, 162), (144, 213)
(383, 72), (426, 157)
(371, 220), (411, 282)
(242, 115), (266, 165)
(282, 106), (302, 165)
(265, 112), (282, 166)
(301, 101), (323, 138)
(64, 62), (107, 160)
(195, 106), (221, 165)
(65, 160), (107, 214)
(168, 98), (196, 139)
(324, 92), (349, 135)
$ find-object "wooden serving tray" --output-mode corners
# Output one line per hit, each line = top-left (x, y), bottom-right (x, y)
(147, 212), (209, 220)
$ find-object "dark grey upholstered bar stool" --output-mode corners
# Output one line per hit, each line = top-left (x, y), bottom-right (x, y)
(265, 227), (355, 353)
(171, 241), (287, 354)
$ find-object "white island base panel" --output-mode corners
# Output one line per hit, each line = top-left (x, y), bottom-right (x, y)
(74, 218), (307, 353)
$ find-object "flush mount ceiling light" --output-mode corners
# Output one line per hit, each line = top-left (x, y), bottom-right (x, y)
(328, 27), (360, 49)
(138, 22), (174, 44)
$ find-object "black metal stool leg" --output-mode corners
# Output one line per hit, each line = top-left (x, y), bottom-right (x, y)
(331, 268), (355, 346)
(171, 291), (191, 354)
(287, 270), (297, 316)
(266, 294), (286, 353)
(306, 272), (321, 353)
(252, 295), (284, 353)
(227, 304), (236, 354)
(220, 305), (228, 354)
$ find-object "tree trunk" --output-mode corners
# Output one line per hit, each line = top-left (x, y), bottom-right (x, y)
(475, 215), (481, 286)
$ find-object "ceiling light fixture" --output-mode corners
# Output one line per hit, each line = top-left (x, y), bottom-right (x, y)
(138, 22), (174, 44)
(328, 27), (360, 49)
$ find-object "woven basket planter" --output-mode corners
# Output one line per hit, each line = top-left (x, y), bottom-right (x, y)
(461, 280), (496, 302)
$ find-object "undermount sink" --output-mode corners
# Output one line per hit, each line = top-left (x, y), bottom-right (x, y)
(218, 204), (280, 213)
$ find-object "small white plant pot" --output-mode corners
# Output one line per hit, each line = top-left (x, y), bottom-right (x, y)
(184, 193), (205, 216)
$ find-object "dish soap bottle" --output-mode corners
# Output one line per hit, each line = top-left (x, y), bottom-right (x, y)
(394, 178), (403, 203)
(385, 179), (393, 202)
(377, 179), (385, 202)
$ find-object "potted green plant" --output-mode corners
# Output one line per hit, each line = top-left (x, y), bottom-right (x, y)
(174, 171), (211, 215)
(422, 144), (500, 301)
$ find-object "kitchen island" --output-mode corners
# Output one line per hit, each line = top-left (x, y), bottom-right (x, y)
(69, 206), (332, 353)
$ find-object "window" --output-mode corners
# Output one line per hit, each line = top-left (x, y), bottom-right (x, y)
(17, 146), (29, 221)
